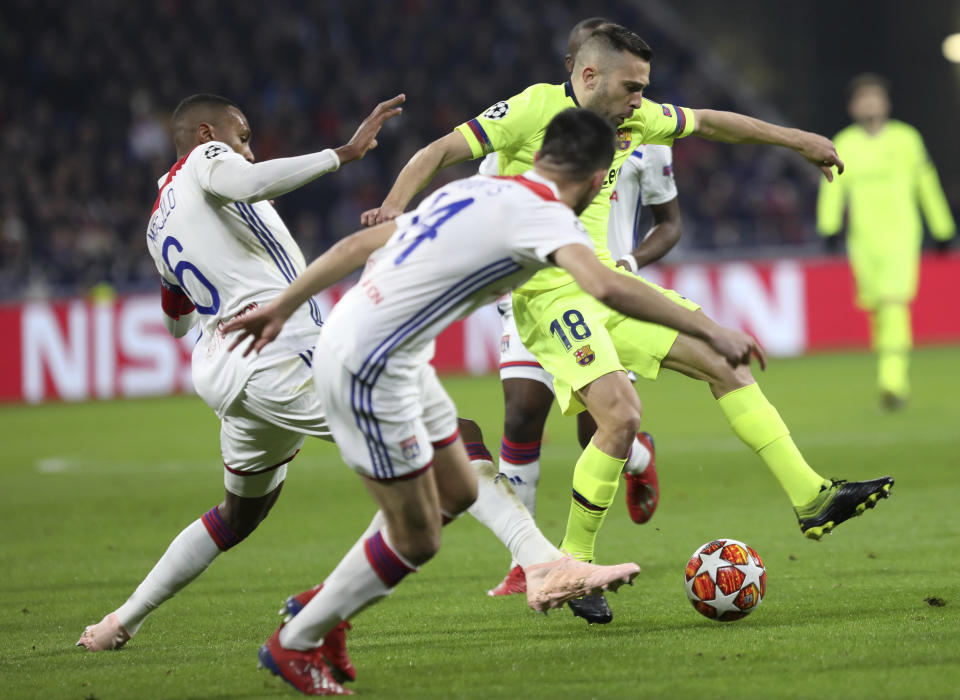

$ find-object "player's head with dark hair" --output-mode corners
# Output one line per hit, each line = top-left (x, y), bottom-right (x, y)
(846, 73), (891, 127)
(535, 108), (616, 214)
(565, 17), (610, 72)
(171, 94), (253, 161)
(571, 23), (653, 126)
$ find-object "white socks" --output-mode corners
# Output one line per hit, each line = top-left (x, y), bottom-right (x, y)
(114, 518), (221, 635)
(624, 435), (651, 475)
(495, 459), (540, 518)
(280, 526), (415, 650)
(467, 459), (563, 569)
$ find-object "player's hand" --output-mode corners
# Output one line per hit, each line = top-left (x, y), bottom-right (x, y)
(795, 131), (844, 182)
(222, 303), (289, 357)
(360, 204), (403, 227)
(336, 94), (406, 164)
(709, 326), (767, 371)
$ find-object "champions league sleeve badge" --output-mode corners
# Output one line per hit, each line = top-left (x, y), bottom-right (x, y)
(482, 101), (510, 120)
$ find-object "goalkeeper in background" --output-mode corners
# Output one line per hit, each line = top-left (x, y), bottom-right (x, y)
(817, 74), (955, 410)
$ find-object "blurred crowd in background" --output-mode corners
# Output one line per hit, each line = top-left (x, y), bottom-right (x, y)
(0, 0), (948, 299)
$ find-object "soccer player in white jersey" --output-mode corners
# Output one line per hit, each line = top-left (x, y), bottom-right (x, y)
(76, 92), (405, 659)
(225, 108), (763, 695)
(77, 95), (654, 690)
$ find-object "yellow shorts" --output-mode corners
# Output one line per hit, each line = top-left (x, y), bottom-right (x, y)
(848, 244), (919, 309)
(512, 275), (700, 416)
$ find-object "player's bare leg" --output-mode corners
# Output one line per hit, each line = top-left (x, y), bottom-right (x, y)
(662, 319), (893, 538)
(78, 484), (284, 651)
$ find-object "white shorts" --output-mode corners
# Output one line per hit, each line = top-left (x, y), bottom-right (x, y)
(220, 355), (331, 497)
(497, 295), (554, 392)
(314, 337), (459, 481)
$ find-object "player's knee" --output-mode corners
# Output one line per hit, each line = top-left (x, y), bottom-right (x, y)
(593, 394), (641, 449)
(219, 487), (282, 539)
(220, 509), (261, 540)
(502, 383), (552, 443)
(457, 417), (483, 445)
(502, 402), (550, 442)
(399, 525), (442, 565)
(708, 354), (755, 393)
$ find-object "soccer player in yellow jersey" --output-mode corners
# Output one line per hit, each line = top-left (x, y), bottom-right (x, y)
(817, 74), (955, 410)
(364, 23), (893, 617)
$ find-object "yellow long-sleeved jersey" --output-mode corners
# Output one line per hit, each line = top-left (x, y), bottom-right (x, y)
(817, 120), (955, 248)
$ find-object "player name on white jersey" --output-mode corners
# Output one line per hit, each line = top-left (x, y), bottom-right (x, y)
(145, 142), (321, 416)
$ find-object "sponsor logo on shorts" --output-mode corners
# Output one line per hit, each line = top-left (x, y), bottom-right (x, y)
(616, 127), (631, 151)
(500, 334), (510, 353)
(574, 345), (595, 366)
(400, 436), (421, 461)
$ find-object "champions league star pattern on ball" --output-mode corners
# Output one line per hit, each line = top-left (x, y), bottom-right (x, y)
(684, 538), (766, 622)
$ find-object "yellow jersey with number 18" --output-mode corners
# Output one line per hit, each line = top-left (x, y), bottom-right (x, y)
(454, 81), (694, 291)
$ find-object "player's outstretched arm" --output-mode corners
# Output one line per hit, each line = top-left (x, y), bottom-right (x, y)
(223, 221), (398, 356)
(361, 131), (474, 226)
(554, 244), (765, 369)
(206, 95), (405, 204)
(334, 94), (406, 164)
(692, 109), (844, 182)
(619, 198), (682, 272)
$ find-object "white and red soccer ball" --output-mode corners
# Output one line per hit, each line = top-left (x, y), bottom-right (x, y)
(684, 538), (766, 621)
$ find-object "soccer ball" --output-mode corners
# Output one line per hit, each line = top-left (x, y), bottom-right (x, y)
(684, 538), (766, 621)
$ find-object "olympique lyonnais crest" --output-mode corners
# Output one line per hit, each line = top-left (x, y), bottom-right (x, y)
(616, 127), (631, 151)
(400, 436), (421, 460)
(500, 334), (510, 353)
(574, 345), (595, 366)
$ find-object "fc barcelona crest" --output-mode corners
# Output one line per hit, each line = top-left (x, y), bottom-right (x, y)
(574, 345), (595, 366)
(400, 435), (421, 460)
(616, 127), (631, 151)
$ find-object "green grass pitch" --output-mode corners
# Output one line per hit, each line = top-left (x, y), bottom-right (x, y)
(2, 347), (959, 699)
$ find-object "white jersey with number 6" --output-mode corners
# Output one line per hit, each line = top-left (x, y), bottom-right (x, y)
(145, 141), (323, 416)
(321, 172), (593, 375)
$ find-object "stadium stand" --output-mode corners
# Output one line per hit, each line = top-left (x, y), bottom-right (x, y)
(0, 0), (871, 299)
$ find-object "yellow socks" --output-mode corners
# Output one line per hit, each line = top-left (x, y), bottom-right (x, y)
(718, 383), (827, 506)
(872, 304), (912, 397)
(560, 442), (626, 562)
